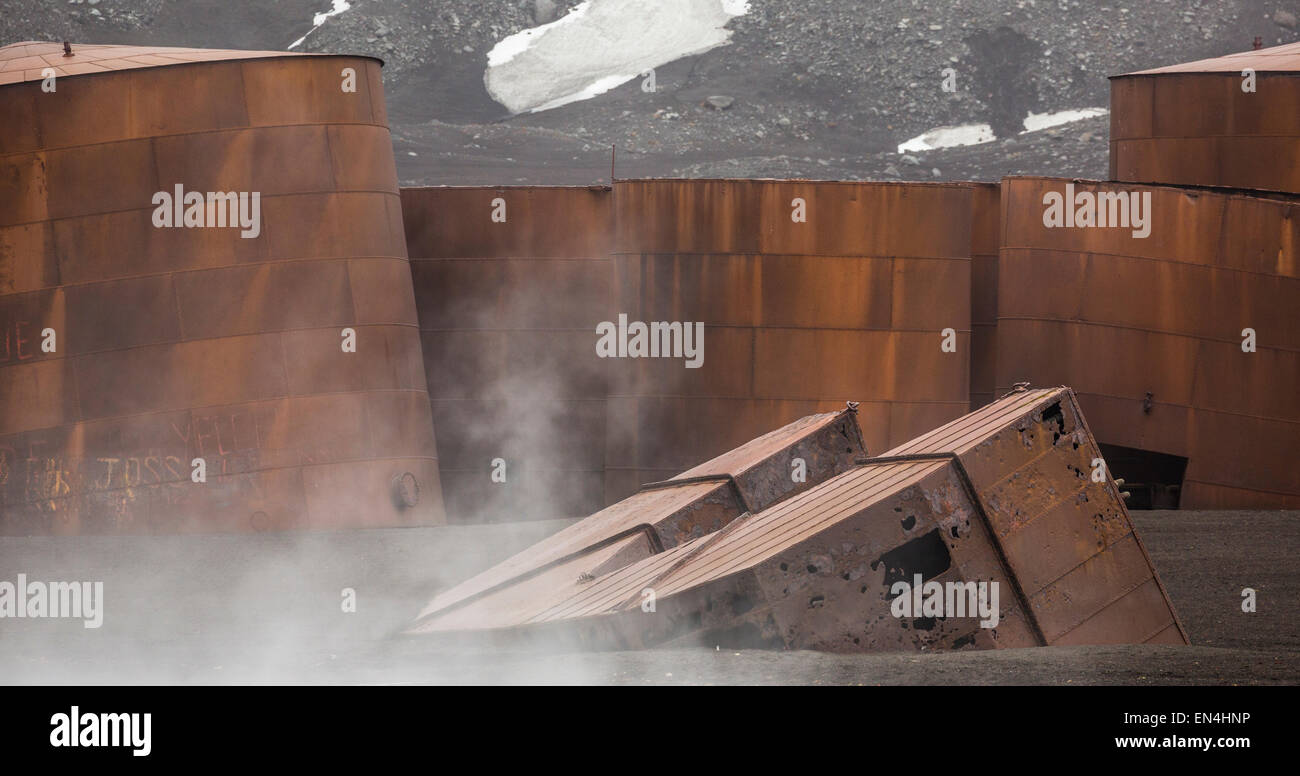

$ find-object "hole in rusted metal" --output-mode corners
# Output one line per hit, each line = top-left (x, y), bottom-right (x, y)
(1042, 401), (1065, 445)
(872, 529), (951, 586)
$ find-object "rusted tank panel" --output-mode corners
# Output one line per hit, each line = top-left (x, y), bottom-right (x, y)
(969, 182), (1001, 409)
(408, 388), (1185, 651)
(607, 179), (972, 503)
(996, 177), (1300, 509)
(0, 43), (443, 533)
(408, 406), (866, 631)
(401, 186), (614, 522)
(1110, 42), (1300, 194)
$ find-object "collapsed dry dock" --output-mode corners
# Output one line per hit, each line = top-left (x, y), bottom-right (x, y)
(406, 388), (1187, 652)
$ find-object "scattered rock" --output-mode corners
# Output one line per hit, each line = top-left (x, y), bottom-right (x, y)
(901, 154), (921, 165)
(1275, 10), (1297, 30)
(883, 164), (901, 177)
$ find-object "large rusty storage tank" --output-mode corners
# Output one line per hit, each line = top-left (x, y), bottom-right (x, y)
(995, 176), (1300, 509)
(402, 186), (613, 522)
(606, 179), (972, 502)
(0, 42), (443, 533)
(1110, 42), (1300, 195)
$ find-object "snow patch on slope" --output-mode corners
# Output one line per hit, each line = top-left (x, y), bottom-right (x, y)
(288, 0), (353, 50)
(1021, 107), (1108, 132)
(485, 0), (748, 114)
(897, 107), (1110, 153)
(898, 123), (995, 154)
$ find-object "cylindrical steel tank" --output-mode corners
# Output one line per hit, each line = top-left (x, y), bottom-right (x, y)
(401, 186), (614, 522)
(996, 176), (1300, 509)
(969, 182), (1001, 409)
(1110, 42), (1300, 195)
(607, 179), (973, 502)
(0, 41), (443, 533)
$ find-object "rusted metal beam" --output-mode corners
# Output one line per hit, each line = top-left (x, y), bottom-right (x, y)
(408, 405), (866, 632)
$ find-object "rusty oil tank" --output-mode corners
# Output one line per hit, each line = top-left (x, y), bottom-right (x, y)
(0, 42), (443, 533)
(401, 186), (614, 522)
(1110, 41), (1300, 195)
(995, 176), (1300, 509)
(606, 179), (973, 503)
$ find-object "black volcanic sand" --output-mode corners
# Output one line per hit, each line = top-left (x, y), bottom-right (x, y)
(0, 511), (1294, 685)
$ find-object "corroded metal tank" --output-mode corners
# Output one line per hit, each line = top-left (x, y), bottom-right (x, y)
(606, 179), (973, 503)
(0, 42), (443, 533)
(996, 176), (1300, 509)
(401, 186), (614, 522)
(1110, 41), (1300, 195)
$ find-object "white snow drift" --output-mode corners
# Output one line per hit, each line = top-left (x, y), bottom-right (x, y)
(485, 0), (749, 114)
(288, 0), (353, 50)
(896, 107), (1109, 154)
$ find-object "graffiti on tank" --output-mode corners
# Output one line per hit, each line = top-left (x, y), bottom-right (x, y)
(0, 317), (38, 363)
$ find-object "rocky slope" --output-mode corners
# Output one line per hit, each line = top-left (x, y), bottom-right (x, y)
(2, 0), (1298, 183)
